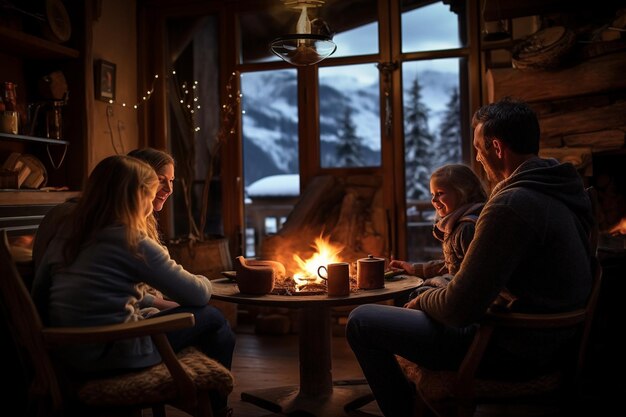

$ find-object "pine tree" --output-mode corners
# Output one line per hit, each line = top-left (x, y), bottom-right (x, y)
(404, 75), (435, 199)
(336, 107), (363, 167)
(277, 117), (299, 173)
(436, 87), (462, 167)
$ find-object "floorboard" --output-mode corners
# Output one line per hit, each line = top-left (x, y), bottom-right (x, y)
(144, 323), (623, 417)
(149, 324), (383, 417)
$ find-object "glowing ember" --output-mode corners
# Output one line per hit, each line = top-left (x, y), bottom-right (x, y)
(292, 234), (345, 288)
(609, 217), (626, 235)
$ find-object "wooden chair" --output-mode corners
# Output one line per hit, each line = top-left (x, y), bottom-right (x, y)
(0, 229), (234, 417)
(402, 256), (602, 417)
(345, 258), (602, 417)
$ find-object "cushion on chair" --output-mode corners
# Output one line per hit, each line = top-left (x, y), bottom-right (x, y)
(78, 347), (234, 406)
(397, 356), (562, 402)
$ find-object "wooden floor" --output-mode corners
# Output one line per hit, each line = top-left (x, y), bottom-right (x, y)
(156, 323), (383, 417)
(150, 321), (624, 417)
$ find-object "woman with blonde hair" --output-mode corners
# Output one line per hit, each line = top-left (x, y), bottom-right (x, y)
(33, 148), (175, 264)
(33, 148), (178, 311)
(127, 147), (175, 233)
(32, 155), (235, 416)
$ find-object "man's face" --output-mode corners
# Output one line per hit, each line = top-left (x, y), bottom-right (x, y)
(473, 123), (502, 183)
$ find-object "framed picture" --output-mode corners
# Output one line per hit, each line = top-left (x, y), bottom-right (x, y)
(94, 59), (116, 102)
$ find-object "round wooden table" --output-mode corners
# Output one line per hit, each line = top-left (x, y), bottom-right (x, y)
(211, 275), (423, 416)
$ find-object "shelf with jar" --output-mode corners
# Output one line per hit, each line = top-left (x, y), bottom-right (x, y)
(0, 4), (78, 179)
(0, 0), (86, 240)
(1, 72), (71, 191)
(0, 81), (68, 143)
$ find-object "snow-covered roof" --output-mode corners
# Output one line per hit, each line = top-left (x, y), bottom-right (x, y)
(246, 174), (300, 198)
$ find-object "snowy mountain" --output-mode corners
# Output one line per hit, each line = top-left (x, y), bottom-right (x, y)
(240, 68), (457, 187)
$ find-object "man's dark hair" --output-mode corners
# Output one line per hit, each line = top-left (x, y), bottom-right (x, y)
(471, 97), (540, 155)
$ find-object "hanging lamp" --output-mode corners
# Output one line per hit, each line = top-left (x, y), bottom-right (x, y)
(270, 0), (337, 66)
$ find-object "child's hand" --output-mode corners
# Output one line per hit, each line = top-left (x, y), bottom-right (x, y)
(389, 260), (413, 275)
(384, 267), (404, 280)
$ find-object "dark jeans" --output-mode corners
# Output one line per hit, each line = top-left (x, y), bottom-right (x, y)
(154, 304), (236, 412)
(346, 304), (475, 417)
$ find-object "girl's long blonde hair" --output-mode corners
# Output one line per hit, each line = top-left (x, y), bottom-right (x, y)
(63, 155), (159, 265)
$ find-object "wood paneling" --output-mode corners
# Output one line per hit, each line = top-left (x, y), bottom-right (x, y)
(486, 52), (626, 103)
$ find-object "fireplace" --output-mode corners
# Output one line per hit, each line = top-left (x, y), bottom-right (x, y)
(586, 152), (626, 388)
(260, 174), (388, 275)
(590, 152), (626, 254)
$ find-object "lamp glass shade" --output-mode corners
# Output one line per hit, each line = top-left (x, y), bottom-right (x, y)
(270, 34), (337, 66)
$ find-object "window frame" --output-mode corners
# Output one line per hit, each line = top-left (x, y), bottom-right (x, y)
(139, 0), (483, 260)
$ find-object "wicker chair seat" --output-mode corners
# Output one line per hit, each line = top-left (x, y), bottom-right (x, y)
(78, 347), (234, 406)
(397, 356), (562, 402)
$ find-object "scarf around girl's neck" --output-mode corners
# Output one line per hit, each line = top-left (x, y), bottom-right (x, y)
(434, 202), (484, 236)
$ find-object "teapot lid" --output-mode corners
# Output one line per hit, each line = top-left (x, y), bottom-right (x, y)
(358, 254), (384, 263)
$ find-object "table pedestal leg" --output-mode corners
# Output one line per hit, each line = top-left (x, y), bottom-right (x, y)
(240, 382), (374, 416)
(299, 305), (332, 396)
(240, 306), (375, 416)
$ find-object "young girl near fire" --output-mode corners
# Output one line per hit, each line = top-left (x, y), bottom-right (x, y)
(390, 163), (487, 298)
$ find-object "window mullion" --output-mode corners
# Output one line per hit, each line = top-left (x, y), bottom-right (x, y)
(298, 67), (320, 189)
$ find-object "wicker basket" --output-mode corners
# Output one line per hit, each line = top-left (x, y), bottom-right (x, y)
(512, 26), (577, 71)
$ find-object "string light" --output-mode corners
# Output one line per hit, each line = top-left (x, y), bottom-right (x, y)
(217, 71), (242, 143)
(104, 74), (159, 109)
(101, 70), (243, 141)
(172, 71), (203, 133)
(196, 70), (241, 234)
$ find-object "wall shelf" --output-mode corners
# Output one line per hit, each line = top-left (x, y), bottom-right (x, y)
(0, 132), (69, 146)
(0, 190), (79, 206)
(0, 190), (79, 236)
(0, 26), (79, 60)
(0, 0), (87, 238)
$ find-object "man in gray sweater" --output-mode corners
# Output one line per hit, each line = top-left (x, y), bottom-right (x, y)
(346, 97), (593, 417)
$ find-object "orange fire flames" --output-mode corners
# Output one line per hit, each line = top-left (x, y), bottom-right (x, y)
(292, 234), (345, 286)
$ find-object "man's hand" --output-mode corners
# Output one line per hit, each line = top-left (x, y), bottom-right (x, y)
(404, 294), (421, 310)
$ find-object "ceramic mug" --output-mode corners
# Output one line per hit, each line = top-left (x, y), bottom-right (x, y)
(234, 256), (276, 295)
(317, 262), (350, 297)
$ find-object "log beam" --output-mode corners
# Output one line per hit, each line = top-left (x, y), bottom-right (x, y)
(486, 53), (626, 103)
(540, 101), (626, 139)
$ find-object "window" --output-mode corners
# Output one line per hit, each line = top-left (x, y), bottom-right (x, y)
(233, 0), (470, 261)
(401, 1), (462, 52)
(240, 70), (299, 256)
(400, 1), (467, 261)
(319, 64), (381, 168)
(149, 0), (477, 264)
